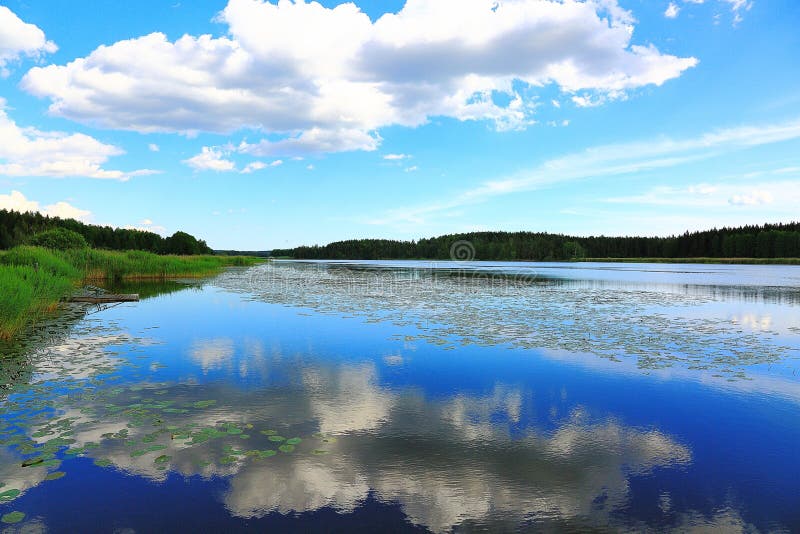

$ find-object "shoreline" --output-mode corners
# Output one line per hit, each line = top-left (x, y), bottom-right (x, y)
(0, 246), (262, 341)
(277, 257), (800, 265)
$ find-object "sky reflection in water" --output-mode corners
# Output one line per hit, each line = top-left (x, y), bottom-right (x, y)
(0, 261), (799, 532)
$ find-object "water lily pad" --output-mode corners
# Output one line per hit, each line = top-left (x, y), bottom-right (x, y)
(260, 430), (277, 436)
(192, 400), (216, 409)
(0, 489), (21, 502)
(268, 435), (285, 442)
(312, 449), (329, 455)
(226, 427), (243, 435)
(285, 437), (301, 445)
(1, 511), (24, 524)
(45, 471), (66, 481)
(278, 444), (295, 453)
(154, 455), (171, 464)
(258, 450), (277, 458)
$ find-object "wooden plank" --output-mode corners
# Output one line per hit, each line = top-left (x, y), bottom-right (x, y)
(69, 294), (139, 303)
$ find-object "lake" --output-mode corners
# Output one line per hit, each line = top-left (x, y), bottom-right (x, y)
(1, 260), (799, 532)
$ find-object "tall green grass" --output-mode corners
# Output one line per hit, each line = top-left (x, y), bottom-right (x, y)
(0, 246), (262, 340)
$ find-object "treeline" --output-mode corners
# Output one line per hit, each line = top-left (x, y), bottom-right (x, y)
(0, 209), (212, 255)
(214, 250), (271, 258)
(273, 222), (800, 261)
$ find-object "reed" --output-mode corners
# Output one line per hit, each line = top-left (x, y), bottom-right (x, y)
(0, 246), (262, 340)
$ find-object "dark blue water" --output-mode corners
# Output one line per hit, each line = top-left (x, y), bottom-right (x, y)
(1, 261), (799, 532)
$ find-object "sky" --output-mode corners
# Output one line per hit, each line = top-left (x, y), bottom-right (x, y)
(0, 0), (799, 250)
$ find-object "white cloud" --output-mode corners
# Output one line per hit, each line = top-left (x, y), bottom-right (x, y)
(405, 165), (418, 172)
(241, 161), (266, 173)
(728, 190), (773, 206)
(606, 182), (793, 208)
(306, 164), (314, 171)
(21, 0), (697, 156)
(0, 190), (91, 221)
(238, 128), (380, 157)
(572, 94), (612, 108)
(681, 0), (753, 24)
(721, 0), (752, 23)
(183, 146), (236, 172)
(383, 153), (411, 160)
(665, 2), (680, 18)
(240, 159), (282, 173)
(141, 218), (153, 225)
(148, 143), (160, 152)
(0, 6), (57, 75)
(366, 117), (800, 225)
(551, 100), (561, 108)
(0, 105), (156, 180)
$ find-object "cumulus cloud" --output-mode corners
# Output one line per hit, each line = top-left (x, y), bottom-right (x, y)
(0, 6), (57, 75)
(183, 146), (236, 172)
(665, 2), (680, 18)
(0, 104), (156, 180)
(0, 190), (91, 221)
(148, 143), (160, 152)
(383, 153), (411, 160)
(21, 0), (697, 156)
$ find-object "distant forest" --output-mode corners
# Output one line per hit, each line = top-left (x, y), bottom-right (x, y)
(0, 209), (212, 255)
(272, 223), (800, 261)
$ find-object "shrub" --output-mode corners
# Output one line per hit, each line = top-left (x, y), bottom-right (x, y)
(29, 228), (89, 250)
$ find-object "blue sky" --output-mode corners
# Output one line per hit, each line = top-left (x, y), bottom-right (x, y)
(0, 0), (798, 250)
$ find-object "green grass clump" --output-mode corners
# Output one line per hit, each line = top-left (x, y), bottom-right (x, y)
(0, 263), (74, 339)
(0, 246), (262, 340)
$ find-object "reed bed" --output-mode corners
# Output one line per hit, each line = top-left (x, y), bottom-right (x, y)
(0, 246), (262, 340)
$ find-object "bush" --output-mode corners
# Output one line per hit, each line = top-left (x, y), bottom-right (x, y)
(29, 228), (89, 250)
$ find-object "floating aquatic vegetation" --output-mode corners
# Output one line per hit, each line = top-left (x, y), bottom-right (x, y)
(214, 263), (800, 379)
(278, 444), (295, 453)
(1, 511), (24, 524)
(0, 488), (21, 501)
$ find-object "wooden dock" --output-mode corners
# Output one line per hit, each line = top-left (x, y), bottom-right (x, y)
(69, 294), (139, 303)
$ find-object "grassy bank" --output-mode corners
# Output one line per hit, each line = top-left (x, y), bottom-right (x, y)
(579, 257), (800, 265)
(0, 246), (262, 341)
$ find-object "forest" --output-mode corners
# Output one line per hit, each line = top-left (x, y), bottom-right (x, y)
(0, 209), (212, 255)
(272, 222), (800, 261)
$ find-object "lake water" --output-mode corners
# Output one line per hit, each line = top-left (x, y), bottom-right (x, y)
(1, 260), (799, 532)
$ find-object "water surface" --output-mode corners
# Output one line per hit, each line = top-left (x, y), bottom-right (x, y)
(1, 261), (799, 532)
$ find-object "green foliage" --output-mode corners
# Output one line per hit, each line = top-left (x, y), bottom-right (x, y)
(279, 222), (800, 261)
(0, 246), (82, 278)
(163, 231), (213, 255)
(0, 246), (261, 340)
(29, 228), (89, 250)
(1, 208), (211, 254)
